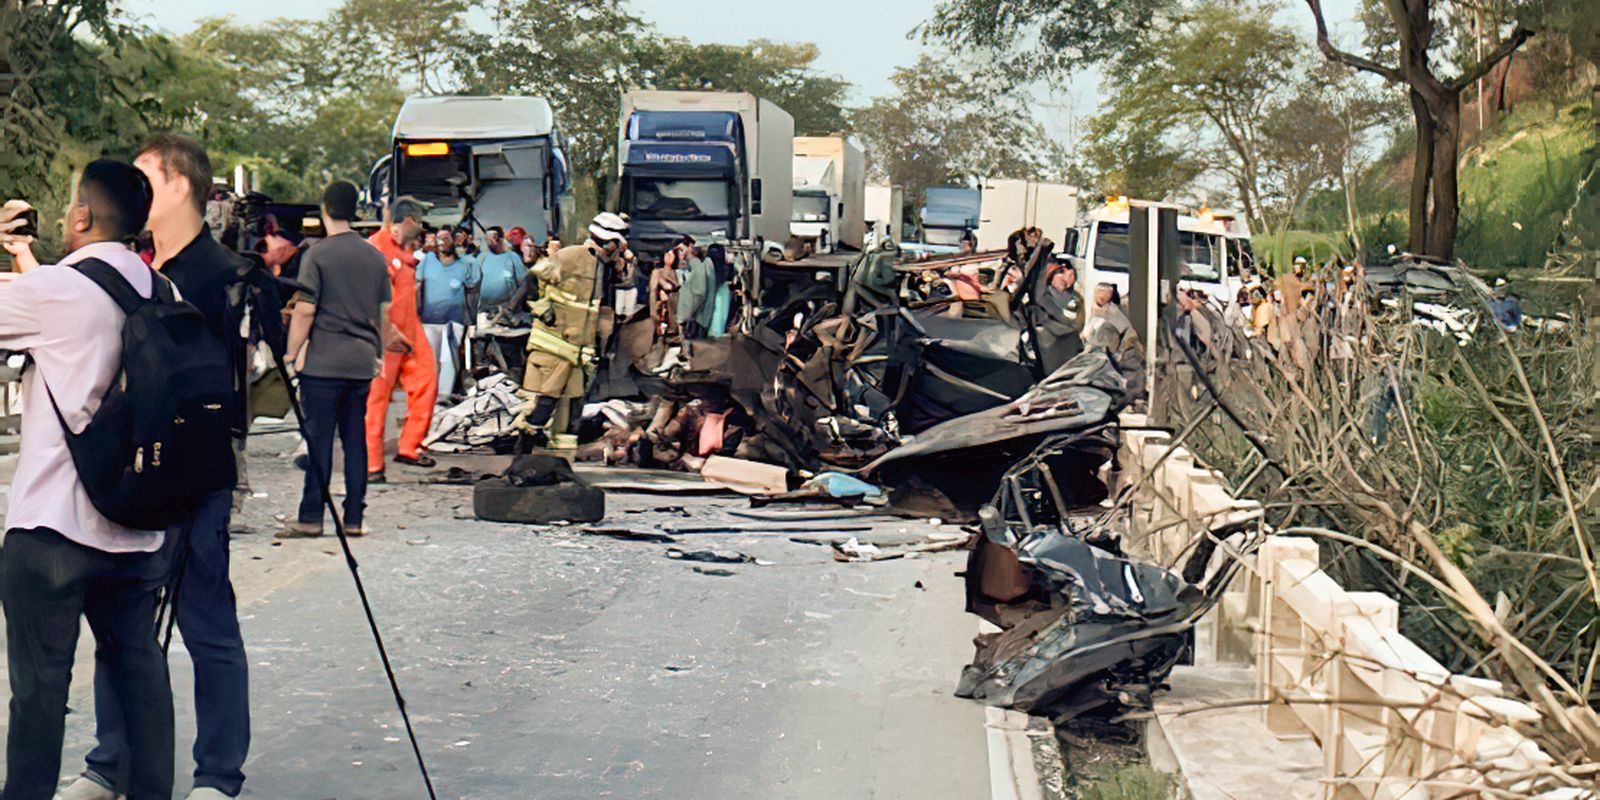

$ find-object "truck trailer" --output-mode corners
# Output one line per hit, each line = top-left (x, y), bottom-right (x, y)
(864, 184), (904, 248)
(976, 179), (1078, 253)
(919, 186), (981, 246)
(367, 95), (572, 241)
(790, 135), (865, 253)
(616, 90), (794, 257)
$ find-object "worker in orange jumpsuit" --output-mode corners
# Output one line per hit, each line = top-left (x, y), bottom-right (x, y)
(364, 198), (438, 482)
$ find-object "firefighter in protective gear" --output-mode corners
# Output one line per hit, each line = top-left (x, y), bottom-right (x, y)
(512, 212), (630, 446)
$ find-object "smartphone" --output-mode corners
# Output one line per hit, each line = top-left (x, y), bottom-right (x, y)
(13, 209), (38, 239)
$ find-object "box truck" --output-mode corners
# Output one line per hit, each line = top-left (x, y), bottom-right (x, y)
(864, 184), (904, 248)
(975, 179), (1078, 252)
(616, 90), (794, 257)
(789, 135), (865, 253)
(919, 186), (981, 246)
(367, 95), (572, 241)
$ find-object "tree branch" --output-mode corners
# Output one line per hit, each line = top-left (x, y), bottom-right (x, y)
(1447, 27), (1534, 93)
(1302, 0), (1404, 83)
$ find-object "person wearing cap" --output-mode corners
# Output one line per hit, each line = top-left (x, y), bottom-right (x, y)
(363, 197), (438, 482)
(514, 212), (629, 446)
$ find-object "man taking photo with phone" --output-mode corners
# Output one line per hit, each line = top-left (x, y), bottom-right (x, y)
(50, 134), (255, 800)
(0, 161), (176, 800)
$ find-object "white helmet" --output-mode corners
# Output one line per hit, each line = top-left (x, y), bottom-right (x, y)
(589, 212), (628, 242)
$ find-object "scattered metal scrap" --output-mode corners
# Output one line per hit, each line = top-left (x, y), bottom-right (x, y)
(830, 532), (972, 562)
(665, 547), (759, 564)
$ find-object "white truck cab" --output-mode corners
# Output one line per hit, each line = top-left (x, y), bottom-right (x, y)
(791, 156), (840, 253)
(1072, 198), (1255, 313)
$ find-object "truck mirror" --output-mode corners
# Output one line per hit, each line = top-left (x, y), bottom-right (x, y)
(751, 178), (763, 215)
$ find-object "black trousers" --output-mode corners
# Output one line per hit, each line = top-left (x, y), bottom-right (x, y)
(1, 527), (173, 800)
(297, 375), (372, 529)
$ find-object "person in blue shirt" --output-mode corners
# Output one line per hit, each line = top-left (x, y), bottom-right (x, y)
(416, 233), (479, 402)
(476, 225), (526, 315)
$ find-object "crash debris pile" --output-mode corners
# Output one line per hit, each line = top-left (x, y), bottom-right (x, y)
(939, 357), (1249, 722)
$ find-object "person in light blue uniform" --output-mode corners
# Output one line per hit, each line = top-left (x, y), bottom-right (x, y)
(416, 233), (479, 401)
(476, 225), (525, 314)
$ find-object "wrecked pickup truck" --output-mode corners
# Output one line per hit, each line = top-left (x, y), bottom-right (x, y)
(954, 417), (1255, 722)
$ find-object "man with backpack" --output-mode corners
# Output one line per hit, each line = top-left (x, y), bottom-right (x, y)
(50, 135), (255, 800)
(0, 161), (178, 800)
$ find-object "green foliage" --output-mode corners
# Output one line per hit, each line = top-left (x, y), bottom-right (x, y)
(1456, 101), (1596, 268)
(1252, 229), (1352, 271)
(1079, 765), (1174, 800)
(919, 0), (1175, 82)
(849, 54), (1066, 213)
(641, 39), (850, 137)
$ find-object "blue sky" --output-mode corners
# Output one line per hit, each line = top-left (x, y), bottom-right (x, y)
(124, 0), (1364, 148)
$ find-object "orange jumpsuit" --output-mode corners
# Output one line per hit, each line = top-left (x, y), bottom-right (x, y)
(365, 228), (438, 472)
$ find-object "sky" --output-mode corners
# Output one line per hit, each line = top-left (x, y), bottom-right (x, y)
(123, 0), (1365, 149)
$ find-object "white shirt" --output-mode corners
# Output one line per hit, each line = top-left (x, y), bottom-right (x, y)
(0, 241), (160, 552)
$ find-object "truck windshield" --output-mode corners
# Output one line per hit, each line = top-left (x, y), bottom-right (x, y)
(793, 193), (830, 222)
(1094, 222), (1130, 272)
(630, 178), (732, 220)
(1179, 231), (1219, 282)
(1094, 223), (1224, 282)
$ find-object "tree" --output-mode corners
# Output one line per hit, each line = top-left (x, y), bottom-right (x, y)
(1073, 112), (1208, 203)
(850, 55), (1064, 214)
(456, 0), (654, 229)
(330, 0), (470, 94)
(639, 39), (850, 136)
(1089, 1), (1301, 236)
(1303, 0), (1534, 260)
(919, 0), (1175, 83)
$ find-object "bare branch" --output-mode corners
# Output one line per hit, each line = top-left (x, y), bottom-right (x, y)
(1302, 0), (1404, 83)
(1447, 27), (1534, 93)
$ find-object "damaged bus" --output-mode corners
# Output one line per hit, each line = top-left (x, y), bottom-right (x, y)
(367, 95), (573, 240)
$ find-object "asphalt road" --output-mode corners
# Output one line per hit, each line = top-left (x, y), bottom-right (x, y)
(0, 433), (989, 799)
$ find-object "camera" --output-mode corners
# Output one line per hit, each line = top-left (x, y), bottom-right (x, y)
(12, 208), (38, 239)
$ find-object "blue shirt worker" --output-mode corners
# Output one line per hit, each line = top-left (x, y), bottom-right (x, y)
(476, 225), (525, 312)
(416, 234), (479, 401)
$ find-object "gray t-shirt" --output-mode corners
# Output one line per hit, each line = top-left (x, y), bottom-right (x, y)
(298, 231), (392, 380)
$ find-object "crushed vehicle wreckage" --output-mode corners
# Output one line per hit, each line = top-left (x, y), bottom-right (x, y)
(419, 233), (1251, 724)
(955, 425), (1256, 722)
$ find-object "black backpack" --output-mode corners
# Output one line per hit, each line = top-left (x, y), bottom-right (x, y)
(41, 258), (237, 530)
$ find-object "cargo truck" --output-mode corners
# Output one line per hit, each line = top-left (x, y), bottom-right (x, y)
(975, 179), (1078, 252)
(366, 95), (572, 240)
(789, 135), (865, 253)
(864, 184), (904, 249)
(919, 186), (981, 246)
(616, 90), (794, 257)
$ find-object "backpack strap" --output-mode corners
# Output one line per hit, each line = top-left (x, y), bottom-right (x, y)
(68, 257), (160, 314)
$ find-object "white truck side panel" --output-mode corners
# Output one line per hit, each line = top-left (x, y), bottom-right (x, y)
(753, 97), (794, 246)
(865, 184), (904, 245)
(976, 178), (1079, 252)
